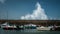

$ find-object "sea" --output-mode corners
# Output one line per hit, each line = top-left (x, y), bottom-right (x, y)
(0, 28), (60, 34)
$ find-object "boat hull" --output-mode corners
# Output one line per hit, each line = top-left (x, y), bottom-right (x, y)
(2, 27), (24, 30)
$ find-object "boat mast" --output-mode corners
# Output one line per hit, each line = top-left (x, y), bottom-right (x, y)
(6, 8), (8, 23)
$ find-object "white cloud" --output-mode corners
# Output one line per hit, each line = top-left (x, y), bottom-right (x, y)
(21, 2), (48, 20)
(0, 0), (6, 3)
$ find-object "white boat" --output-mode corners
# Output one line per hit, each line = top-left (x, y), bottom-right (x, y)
(50, 26), (60, 31)
(24, 24), (37, 29)
(1, 22), (17, 30)
(37, 26), (50, 31)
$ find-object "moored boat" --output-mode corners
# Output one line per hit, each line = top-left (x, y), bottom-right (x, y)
(1, 22), (17, 30)
(37, 26), (50, 31)
(50, 26), (60, 31)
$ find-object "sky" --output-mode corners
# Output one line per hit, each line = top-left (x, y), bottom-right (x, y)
(0, 0), (60, 20)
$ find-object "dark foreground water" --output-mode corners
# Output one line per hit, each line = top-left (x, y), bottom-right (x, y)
(0, 28), (60, 34)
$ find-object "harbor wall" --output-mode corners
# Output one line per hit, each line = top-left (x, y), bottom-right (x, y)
(0, 20), (60, 26)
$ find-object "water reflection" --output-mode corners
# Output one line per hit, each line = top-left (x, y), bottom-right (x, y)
(0, 28), (60, 34)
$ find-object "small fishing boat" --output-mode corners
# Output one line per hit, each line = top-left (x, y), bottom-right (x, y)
(1, 22), (17, 30)
(37, 26), (50, 31)
(24, 24), (37, 29)
(50, 26), (60, 31)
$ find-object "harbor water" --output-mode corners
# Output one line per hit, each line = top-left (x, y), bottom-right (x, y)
(0, 28), (60, 34)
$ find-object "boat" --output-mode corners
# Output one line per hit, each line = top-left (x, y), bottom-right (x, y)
(1, 22), (37, 30)
(24, 24), (37, 29)
(1, 22), (16, 30)
(1, 22), (24, 30)
(37, 26), (50, 31)
(50, 26), (60, 31)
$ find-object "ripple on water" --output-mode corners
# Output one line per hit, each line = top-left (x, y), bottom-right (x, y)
(0, 28), (60, 34)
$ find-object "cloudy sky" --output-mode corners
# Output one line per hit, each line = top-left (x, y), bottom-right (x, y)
(0, 0), (60, 20)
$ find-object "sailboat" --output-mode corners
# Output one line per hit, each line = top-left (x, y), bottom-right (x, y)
(0, 10), (18, 30)
(1, 22), (17, 30)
